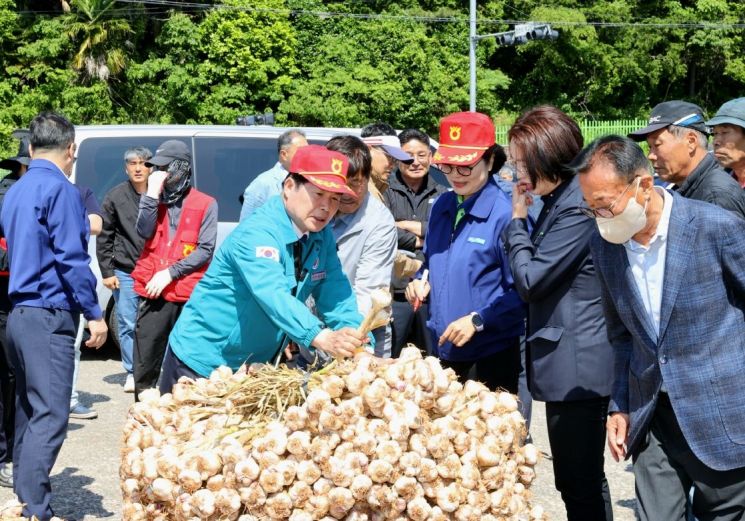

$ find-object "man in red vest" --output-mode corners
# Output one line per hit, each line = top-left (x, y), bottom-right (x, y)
(130, 140), (217, 399)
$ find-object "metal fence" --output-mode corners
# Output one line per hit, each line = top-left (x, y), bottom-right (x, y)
(495, 119), (647, 145)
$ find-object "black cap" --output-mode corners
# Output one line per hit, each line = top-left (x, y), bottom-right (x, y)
(628, 100), (709, 141)
(0, 137), (31, 170)
(145, 140), (191, 167)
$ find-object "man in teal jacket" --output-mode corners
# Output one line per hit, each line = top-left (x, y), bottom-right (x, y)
(159, 145), (368, 390)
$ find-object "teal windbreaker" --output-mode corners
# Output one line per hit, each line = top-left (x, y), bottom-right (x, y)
(168, 195), (363, 376)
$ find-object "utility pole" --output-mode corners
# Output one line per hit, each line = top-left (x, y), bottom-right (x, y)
(468, 2), (559, 111)
(469, 0), (477, 112)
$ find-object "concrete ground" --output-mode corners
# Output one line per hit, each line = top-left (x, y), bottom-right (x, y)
(0, 347), (637, 520)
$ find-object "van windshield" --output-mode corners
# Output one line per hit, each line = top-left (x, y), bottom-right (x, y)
(75, 136), (184, 206)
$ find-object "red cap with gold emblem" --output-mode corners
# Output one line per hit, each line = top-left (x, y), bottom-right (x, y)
(433, 111), (496, 165)
(289, 144), (357, 198)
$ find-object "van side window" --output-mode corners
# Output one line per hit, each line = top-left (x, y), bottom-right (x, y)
(75, 136), (185, 204)
(193, 136), (278, 223)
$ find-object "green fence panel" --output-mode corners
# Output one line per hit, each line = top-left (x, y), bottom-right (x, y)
(495, 119), (647, 146)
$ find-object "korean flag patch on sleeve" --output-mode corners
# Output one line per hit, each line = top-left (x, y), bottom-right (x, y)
(256, 246), (280, 262)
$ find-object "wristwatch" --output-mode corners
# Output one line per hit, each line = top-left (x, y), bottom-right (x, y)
(470, 312), (484, 332)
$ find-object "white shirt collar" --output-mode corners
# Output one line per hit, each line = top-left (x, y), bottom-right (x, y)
(291, 220), (308, 241)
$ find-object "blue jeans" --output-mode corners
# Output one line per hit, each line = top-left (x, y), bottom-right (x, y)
(113, 270), (138, 375)
(70, 318), (84, 408)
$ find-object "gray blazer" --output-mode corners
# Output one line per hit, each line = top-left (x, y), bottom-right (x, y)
(591, 192), (745, 471)
(504, 176), (614, 402)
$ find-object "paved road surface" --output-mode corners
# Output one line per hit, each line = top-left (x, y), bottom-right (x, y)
(0, 348), (637, 520)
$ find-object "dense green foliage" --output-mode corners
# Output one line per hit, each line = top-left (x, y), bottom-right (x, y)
(2, 0), (745, 153)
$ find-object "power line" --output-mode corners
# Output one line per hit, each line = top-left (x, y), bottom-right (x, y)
(16, 0), (745, 30)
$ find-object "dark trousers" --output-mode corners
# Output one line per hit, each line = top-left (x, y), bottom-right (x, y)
(158, 346), (201, 395)
(133, 298), (183, 400)
(633, 393), (745, 521)
(441, 338), (520, 394)
(391, 298), (434, 357)
(7, 307), (77, 521)
(0, 310), (15, 463)
(545, 396), (613, 521)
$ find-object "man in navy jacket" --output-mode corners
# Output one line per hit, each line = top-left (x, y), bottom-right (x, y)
(0, 112), (107, 520)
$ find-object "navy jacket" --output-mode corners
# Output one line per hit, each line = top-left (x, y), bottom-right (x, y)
(504, 177), (613, 402)
(423, 177), (525, 362)
(592, 193), (745, 471)
(0, 159), (101, 320)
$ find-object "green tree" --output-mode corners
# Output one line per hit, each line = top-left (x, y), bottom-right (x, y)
(64, 0), (132, 82)
(280, 2), (509, 133)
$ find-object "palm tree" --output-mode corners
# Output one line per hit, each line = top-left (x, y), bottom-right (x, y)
(64, 0), (132, 82)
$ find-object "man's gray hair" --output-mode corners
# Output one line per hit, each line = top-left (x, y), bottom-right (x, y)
(669, 125), (709, 149)
(124, 146), (153, 162)
(278, 129), (306, 154)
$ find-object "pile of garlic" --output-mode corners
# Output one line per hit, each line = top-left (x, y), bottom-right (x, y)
(120, 347), (545, 520)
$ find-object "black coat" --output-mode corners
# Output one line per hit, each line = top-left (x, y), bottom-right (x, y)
(96, 180), (146, 278)
(504, 176), (614, 402)
(383, 169), (448, 252)
(676, 153), (745, 220)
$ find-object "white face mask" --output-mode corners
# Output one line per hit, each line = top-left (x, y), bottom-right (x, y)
(596, 178), (648, 244)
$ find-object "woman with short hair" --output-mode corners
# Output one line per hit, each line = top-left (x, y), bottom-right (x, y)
(504, 105), (614, 520)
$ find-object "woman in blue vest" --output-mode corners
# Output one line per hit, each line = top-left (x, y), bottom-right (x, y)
(405, 112), (525, 393)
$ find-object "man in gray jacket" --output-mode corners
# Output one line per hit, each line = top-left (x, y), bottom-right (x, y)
(629, 100), (745, 219)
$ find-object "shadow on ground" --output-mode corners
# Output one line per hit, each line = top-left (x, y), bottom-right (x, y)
(76, 391), (111, 409)
(50, 467), (115, 519)
(616, 498), (637, 513)
(102, 372), (127, 387)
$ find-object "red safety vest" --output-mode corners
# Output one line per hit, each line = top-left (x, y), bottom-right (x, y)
(131, 189), (214, 303)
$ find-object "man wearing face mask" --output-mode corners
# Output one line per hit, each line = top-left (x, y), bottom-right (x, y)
(130, 140), (217, 400)
(573, 135), (745, 521)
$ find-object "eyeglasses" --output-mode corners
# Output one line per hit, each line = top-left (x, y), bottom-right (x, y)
(346, 177), (366, 190)
(438, 160), (481, 177)
(579, 177), (639, 219)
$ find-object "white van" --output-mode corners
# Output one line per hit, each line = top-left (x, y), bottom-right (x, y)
(70, 125), (445, 346)
(71, 125), (361, 345)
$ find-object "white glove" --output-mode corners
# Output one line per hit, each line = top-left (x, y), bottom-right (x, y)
(145, 269), (173, 298)
(146, 170), (168, 199)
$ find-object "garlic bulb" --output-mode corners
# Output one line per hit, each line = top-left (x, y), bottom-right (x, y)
(320, 375), (345, 399)
(367, 459), (394, 483)
(259, 466), (285, 494)
(235, 457), (260, 484)
(350, 474), (373, 501)
(264, 491), (293, 519)
(406, 496), (432, 521)
(328, 487), (355, 518)
(285, 405), (309, 431)
(191, 488), (216, 517)
(305, 389), (331, 414)
(436, 482), (462, 512)
(296, 459), (322, 484)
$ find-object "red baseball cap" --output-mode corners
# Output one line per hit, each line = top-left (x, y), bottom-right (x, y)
(433, 111), (496, 165)
(289, 145), (357, 198)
